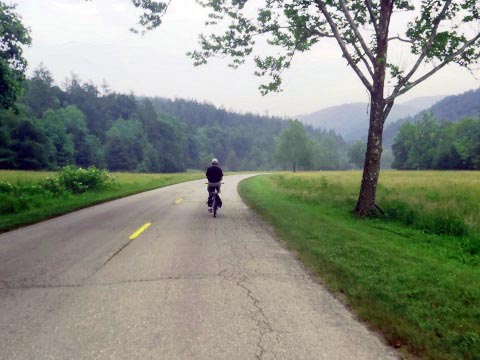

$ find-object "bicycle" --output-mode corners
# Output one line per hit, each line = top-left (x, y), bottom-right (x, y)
(206, 182), (223, 218)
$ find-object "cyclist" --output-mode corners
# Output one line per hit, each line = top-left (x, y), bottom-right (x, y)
(206, 158), (223, 212)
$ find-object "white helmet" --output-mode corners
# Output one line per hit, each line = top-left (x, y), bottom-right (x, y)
(211, 158), (218, 165)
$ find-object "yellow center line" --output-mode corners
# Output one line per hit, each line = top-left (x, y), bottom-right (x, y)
(129, 223), (151, 240)
(175, 198), (183, 204)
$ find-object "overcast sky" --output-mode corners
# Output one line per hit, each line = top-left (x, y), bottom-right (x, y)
(13, 0), (480, 117)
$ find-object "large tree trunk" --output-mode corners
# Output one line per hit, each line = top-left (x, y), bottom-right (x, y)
(355, 95), (386, 216)
(354, 0), (393, 216)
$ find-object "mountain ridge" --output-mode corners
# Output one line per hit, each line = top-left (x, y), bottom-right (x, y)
(297, 95), (445, 141)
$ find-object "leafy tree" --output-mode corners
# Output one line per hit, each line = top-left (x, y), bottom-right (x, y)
(275, 120), (313, 172)
(348, 141), (367, 169)
(11, 118), (51, 170)
(392, 115), (480, 170)
(391, 122), (414, 170)
(454, 117), (480, 169)
(77, 134), (105, 168)
(0, 2), (31, 109)
(105, 118), (146, 171)
(56, 105), (104, 167)
(313, 136), (340, 170)
(0, 110), (16, 168)
(39, 109), (74, 167)
(127, 0), (480, 215)
(155, 114), (187, 172)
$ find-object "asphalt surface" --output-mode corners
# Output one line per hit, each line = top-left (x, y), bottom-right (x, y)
(0, 174), (398, 359)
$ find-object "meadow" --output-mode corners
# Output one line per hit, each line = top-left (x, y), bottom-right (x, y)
(239, 171), (480, 360)
(0, 169), (204, 232)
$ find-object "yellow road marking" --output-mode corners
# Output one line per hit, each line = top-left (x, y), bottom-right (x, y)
(129, 223), (151, 240)
(175, 198), (183, 204)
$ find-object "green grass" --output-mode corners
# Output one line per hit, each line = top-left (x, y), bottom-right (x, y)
(0, 170), (203, 232)
(238, 172), (480, 360)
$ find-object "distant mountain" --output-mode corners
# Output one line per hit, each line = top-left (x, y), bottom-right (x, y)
(297, 95), (444, 142)
(384, 88), (480, 147)
(400, 96), (447, 112)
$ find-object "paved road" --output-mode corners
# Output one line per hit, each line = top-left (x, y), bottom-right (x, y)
(0, 175), (397, 359)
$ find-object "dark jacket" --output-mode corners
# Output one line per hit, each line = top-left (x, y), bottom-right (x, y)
(206, 166), (223, 183)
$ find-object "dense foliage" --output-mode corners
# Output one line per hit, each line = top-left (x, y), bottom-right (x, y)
(392, 113), (480, 170)
(0, 67), (188, 172)
(0, 2), (31, 109)
(0, 66), (351, 172)
(384, 88), (480, 147)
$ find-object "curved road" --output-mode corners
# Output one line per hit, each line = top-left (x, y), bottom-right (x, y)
(0, 174), (397, 359)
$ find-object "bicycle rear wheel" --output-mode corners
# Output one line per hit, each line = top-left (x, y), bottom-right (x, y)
(212, 193), (217, 218)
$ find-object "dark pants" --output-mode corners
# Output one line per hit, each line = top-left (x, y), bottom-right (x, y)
(207, 185), (222, 207)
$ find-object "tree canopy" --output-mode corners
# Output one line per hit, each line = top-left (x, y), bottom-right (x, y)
(392, 113), (480, 170)
(1, 65), (352, 173)
(0, 2), (31, 109)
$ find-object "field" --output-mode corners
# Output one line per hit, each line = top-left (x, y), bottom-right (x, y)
(0, 170), (204, 232)
(239, 171), (480, 360)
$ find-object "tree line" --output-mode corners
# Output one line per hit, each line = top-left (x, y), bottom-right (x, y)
(0, 66), (188, 172)
(0, 65), (356, 173)
(392, 113), (480, 170)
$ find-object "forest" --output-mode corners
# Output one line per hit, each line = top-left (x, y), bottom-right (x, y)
(0, 65), (352, 172)
(392, 113), (480, 170)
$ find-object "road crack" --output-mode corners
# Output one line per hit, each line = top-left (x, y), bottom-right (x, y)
(102, 239), (132, 266)
(236, 276), (277, 360)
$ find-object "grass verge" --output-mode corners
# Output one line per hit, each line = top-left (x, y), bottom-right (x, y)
(0, 170), (203, 232)
(238, 173), (480, 360)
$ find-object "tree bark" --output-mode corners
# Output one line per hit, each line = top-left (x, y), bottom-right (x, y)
(355, 0), (393, 216)
(355, 96), (386, 216)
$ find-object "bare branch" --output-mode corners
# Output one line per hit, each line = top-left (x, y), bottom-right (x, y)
(383, 100), (395, 122)
(351, 42), (374, 78)
(388, 35), (414, 44)
(315, 0), (373, 92)
(390, 32), (480, 100)
(310, 29), (335, 38)
(394, 0), (452, 91)
(365, 0), (379, 36)
(338, 0), (375, 64)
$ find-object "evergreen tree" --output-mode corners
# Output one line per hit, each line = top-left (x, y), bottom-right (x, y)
(20, 65), (60, 117)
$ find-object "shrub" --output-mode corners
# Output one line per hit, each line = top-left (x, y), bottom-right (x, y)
(0, 167), (115, 215)
(42, 176), (65, 194)
(55, 166), (114, 193)
(0, 181), (15, 194)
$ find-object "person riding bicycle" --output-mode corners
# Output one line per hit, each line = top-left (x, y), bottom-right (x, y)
(206, 158), (223, 212)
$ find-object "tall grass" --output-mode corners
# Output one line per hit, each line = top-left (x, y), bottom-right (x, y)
(275, 171), (480, 241)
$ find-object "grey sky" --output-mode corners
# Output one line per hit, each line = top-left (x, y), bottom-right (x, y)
(14, 0), (480, 117)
